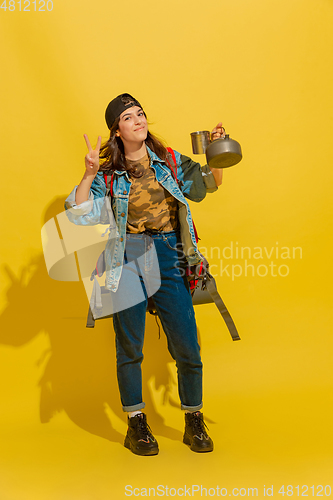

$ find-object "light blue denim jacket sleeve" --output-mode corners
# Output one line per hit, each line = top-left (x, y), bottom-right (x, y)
(64, 172), (111, 226)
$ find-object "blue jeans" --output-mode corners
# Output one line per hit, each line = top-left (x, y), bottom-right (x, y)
(112, 231), (203, 412)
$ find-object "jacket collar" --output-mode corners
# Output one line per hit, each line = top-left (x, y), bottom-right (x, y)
(145, 145), (166, 164)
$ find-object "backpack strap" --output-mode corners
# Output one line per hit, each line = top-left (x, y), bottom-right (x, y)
(166, 147), (178, 184)
(86, 276), (103, 328)
(204, 276), (241, 341)
(86, 306), (95, 328)
(166, 147), (186, 190)
(104, 172), (114, 197)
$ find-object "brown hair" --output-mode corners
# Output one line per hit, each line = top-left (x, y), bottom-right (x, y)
(99, 112), (169, 178)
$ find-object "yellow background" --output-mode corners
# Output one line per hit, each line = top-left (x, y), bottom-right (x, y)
(1, 0), (332, 498)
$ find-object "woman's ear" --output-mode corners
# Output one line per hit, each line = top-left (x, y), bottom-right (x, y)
(116, 130), (121, 137)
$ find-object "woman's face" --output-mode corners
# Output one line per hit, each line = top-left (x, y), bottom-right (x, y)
(116, 106), (148, 149)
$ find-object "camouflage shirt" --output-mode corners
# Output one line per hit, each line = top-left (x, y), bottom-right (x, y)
(126, 153), (179, 233)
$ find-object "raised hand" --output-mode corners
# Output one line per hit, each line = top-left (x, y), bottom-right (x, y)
(211, 122), (225, 141)
(74, 134), (102, 205)
(84, 134), (102, 177)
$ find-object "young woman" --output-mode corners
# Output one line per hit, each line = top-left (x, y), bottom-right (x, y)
(65, 93), (225, 456)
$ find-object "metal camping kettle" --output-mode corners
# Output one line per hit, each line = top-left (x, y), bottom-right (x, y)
(190, 130), (242, 168)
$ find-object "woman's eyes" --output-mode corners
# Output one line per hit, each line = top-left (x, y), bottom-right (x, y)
(124, 112), (143, 121)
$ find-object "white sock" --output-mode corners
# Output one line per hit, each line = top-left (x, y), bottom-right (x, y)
(128, 410), (143, 418)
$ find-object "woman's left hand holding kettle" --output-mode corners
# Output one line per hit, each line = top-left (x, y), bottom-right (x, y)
(211, 122), (226, 141)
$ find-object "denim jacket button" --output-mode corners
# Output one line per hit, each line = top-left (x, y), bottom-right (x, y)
(116, 262), (121, 267)
(120, 237), (124, 242)
(123, 190), (127, 195)
(121, 212), (125, 217)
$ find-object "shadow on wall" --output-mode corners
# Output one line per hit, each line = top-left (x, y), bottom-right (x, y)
(0, 196), (188, 446)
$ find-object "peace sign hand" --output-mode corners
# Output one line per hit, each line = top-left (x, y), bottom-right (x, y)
(84, 134), (102, 177)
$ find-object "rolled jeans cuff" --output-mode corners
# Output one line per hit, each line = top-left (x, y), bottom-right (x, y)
(181, 402), (203, 412)
(122, 402), (146, 413)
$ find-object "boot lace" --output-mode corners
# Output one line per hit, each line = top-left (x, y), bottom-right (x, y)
(136, 415), (155, 442)
(190, 412), (209, 439)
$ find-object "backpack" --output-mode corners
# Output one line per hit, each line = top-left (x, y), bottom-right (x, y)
(86, 148), (240, 341)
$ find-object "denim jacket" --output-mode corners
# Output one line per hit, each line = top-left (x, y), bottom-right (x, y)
(65, 146), (218, 292)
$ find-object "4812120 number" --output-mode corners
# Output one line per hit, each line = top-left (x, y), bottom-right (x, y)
(1, 0), (53, 11)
